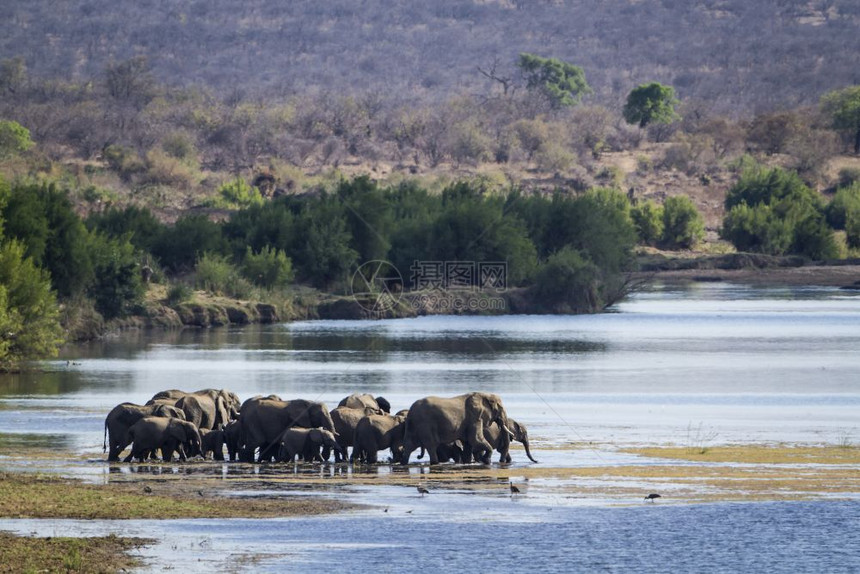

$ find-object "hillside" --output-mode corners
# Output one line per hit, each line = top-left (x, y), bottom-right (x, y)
(2, 0), (860, 113)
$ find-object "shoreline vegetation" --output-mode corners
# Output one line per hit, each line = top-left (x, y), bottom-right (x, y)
(109, 254), (860, 334)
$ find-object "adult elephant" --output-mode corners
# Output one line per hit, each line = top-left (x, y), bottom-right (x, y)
(330, 406), (375, 462)
(123, 417), (202, 463)
(352, 410), (409, 464)
(400, 392), (514, 465)
(238, 397), (336, 463)
(464, 419), (538, 464)
(104, 402), (186, 461)
(276, 427), (342, 463)
(148, 389), (241, 430)
(338, 393), (391, 414)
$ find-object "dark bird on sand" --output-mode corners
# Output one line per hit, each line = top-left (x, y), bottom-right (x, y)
(645, 493), (662, 502)
(417, 485), (430, 497)
(143, 485), (152, 493)
(510, 481), (520, 497)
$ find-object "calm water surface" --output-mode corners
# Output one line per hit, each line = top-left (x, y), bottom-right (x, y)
(1, 282), (859, 572)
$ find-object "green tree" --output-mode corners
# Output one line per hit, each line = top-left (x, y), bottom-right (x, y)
(294, 199), (358, 290)
(0, 240), (64, 369)
(661, 195), (704, 249)
(517, 53), (591, 109)
(820, 86), (860, 154)
(0, 119), (34, 159)
(338, 176), (393, 263)
(623, 82), (680, 129)
(86, 233), (144, 320)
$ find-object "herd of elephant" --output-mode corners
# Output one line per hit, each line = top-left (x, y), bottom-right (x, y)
(104, 389), (539, 466)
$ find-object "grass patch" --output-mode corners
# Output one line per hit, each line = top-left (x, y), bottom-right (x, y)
(624, 445), (860, 465)
(0, 532), (149, 573)
(0, 472), (354, 519)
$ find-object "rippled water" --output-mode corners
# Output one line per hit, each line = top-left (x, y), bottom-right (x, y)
(1, 282), (859, 572)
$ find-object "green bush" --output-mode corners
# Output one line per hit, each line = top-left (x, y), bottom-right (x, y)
(826, 183), (860, 230)
(209, 178), (264, 209)
(721, 164), (837, 259)
(194, 252), (253, 298)
(166, 282), (193, 305)
(631, 200), (664, 246)
(86, 233), (145, 320)
(0, 240), (64, 368)
(531, 247), (600, 313)
(661, 195), (704, 249)
(241, 246), (293, 289)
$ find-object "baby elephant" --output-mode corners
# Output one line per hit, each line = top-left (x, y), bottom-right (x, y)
(276, 427), (342, 463)
(200, 428), (226, 461)
(124, 417), (202, 463)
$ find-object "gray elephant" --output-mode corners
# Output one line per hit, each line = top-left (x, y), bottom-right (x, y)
(238, 396), (336, 462)
(338, 393), (391, 414)
(123, 417), (202, 463)
(148, 389), (241, 430)
(200, 428), (225, 461)
(352, 411), (408, 464)
(462, 419), (538, 464)
(330, 406), (376, 462)
(276, 427), (342, 463)
(434, 441), (466, 463)
(488, 419), (538, 463)
(104, 402), (187, 461)
(223, 420), (241, 461)
(400, 392), (514, 465)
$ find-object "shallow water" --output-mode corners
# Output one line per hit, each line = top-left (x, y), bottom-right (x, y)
(1, 282), (859, 571)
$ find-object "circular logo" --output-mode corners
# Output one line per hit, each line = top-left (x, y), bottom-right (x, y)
(350, 260), (404, 312)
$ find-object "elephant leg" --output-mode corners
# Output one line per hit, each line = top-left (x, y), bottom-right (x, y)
(177, 444), (187, 462)
(123, 451), (134, 463)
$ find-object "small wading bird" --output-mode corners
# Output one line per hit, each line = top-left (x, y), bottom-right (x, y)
(510, 481), (520, 497)
(417, 485), (430, 497)
(645, 493), (662, 502)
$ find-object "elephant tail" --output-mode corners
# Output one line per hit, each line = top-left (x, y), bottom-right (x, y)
(103, 419), (108, 453)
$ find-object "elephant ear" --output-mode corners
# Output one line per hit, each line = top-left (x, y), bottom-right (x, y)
(464, 393), (490, 424)
(168, 420), (189, 442)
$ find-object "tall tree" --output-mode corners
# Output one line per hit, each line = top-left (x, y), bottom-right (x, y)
(820, 86), (860, 154)
(517, 53), (591, 109)
(623, 82), (680, 129)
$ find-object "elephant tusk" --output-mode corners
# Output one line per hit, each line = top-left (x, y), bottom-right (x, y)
(502, 424), (515, 438)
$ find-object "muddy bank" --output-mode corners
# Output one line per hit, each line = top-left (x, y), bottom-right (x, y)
(637, 253), (860, 288)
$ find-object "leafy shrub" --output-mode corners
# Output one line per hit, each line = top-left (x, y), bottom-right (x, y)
(85, 232), (145, 320)
(631, 200), (664, 246)
(721, 164), (838, 259)
(241, 246), (294, 289)
(534, 141), (575, 173)
(209, 177), (264, 209)
(532, 247), (599, 313)
(194, 252), (254, 298)
(661, 195), (704, 249)
(141, 148), (198, 190)
(826, 183), (860, 230)
(166, 282), (193, 305)
(0, 240), (64, 368)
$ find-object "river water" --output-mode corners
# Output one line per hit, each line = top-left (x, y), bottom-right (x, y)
(1, 282), (859, 572)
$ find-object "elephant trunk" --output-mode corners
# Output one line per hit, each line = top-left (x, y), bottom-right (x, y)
(522, 438), (538, 463)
